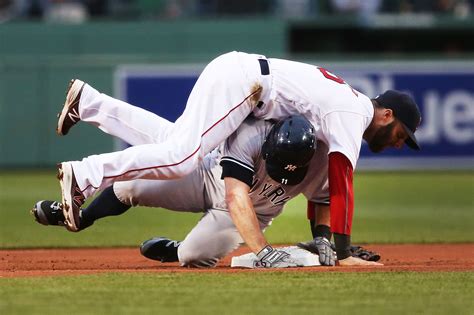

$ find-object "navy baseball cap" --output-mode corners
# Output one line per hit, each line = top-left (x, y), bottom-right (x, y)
(375, 90), (422, 150)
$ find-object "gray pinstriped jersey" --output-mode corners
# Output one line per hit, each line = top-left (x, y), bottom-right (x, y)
(205, 117), (329, 225)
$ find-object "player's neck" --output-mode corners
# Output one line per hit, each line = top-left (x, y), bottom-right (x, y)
(363, 100), (378, 142)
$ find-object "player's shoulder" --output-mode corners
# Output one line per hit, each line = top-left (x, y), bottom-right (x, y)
(225, 117), (271, 157)
(236, 116), (273, 137)
(324, 91), (374, 117)
(240, 116), (272, 127)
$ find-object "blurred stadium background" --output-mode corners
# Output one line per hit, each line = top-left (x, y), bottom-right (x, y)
(0, 0), (473, 247)
(0, 0), (473, 169)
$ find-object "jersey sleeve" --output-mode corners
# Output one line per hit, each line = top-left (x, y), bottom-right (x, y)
(328, 152), (354, 235)
(220, 119), (269, 187)
(303, 180), (329, 205)
(321, 111), (368, 169)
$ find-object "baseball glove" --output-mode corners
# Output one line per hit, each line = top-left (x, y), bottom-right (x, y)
(348, 245), (381, 262)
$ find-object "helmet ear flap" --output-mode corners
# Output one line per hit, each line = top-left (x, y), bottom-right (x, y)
(262, 122), (278, 161)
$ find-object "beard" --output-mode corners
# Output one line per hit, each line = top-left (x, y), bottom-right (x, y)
(368, 121), (396, 153)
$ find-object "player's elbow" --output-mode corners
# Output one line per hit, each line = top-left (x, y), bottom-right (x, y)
(225, 190), (248, 215)
(225, 190), (239, 206)
(224, 178), (250, 207)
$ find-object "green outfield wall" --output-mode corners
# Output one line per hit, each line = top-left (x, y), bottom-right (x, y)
(0, 21), (285, 167)
(1, 19), (472, 167)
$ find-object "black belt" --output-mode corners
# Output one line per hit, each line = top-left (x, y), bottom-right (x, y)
(258, 58), (270, 75)
(256, 58), (269, 109)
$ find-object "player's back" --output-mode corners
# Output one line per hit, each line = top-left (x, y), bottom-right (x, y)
(255, 58), (373, 122)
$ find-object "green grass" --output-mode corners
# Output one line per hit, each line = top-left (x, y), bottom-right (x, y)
(1, 272), (473, 315)
(268, 171), (474, 244)
(1, 170), (473, 315)
(0, 170), (473, 248)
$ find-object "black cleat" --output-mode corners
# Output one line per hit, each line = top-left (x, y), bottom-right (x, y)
(31, 200), (65, 226)
(140, 237), (181, 262)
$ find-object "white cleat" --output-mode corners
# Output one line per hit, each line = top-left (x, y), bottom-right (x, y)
(57, 162), (84, 232)
(56, 79), (85, 136)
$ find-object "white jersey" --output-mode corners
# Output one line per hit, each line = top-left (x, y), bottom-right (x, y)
(69, 51), (371, 202)
(253, 58), (374, 169)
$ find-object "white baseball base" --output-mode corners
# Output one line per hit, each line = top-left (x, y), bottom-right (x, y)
(230, 246), (321, 268)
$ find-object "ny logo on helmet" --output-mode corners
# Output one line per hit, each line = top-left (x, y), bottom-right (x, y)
(285, 164), (297, 172)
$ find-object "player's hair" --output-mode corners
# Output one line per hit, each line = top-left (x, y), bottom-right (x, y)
(371, 99), (383, 109)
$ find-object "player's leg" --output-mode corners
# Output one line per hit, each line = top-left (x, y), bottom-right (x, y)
(79, 170), (208, 230)
(71, 51), (267, 194)
(34, 162), (210, 231)
(174, 211), (273, 267)
(31, 186), (130, 231)
(59, 52), (270, 231)
(113, 174), (207, 212)
(140, 214), (274, 267)
(57, 80), (174, 146)
(177, 209), (243, 268)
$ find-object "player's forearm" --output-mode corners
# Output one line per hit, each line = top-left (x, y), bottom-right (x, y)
(227, 194), (268, 254)
(316, 204), (330, 226)
(224, 177), (268, 253)
(307, 201), (332, 239)
(328, 152), (354, 235)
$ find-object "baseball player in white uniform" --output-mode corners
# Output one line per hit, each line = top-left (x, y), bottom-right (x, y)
(34, 112), (336, 267)
(55, 51), (421, 265)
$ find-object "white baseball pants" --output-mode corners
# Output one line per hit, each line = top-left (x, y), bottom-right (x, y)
(77, 83), (248, 268)
(69, 51), (271, 198)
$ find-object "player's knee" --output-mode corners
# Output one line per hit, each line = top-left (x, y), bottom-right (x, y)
(113, 181), (141, 206)
(178, 244), (221, 268)
(182, 257), (219, 268)
(178, 251), (219, 268)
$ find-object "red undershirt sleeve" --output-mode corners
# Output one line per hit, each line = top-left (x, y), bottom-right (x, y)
(328, 152), (354, 235)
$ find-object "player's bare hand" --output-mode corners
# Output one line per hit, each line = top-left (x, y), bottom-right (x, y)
(338, 256), (383, 266)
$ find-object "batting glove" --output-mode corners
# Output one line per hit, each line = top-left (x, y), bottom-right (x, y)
(296, 237), (336, 266)
(254, 245), (299, 268)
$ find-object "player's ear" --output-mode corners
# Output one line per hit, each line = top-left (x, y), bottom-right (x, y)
(382, 108), (394, 123)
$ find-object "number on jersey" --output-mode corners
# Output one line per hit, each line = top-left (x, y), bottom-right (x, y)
(318, 67), (358, 96)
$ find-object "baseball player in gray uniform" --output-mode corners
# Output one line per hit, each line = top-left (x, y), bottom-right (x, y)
(54, 51), (421, 265)
(34, 114), (336, 267)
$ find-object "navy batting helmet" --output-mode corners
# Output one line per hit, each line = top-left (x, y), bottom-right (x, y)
(262, 115), (316, 185)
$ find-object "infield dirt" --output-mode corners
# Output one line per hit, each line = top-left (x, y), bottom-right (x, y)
(1, 244), (473, 278)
